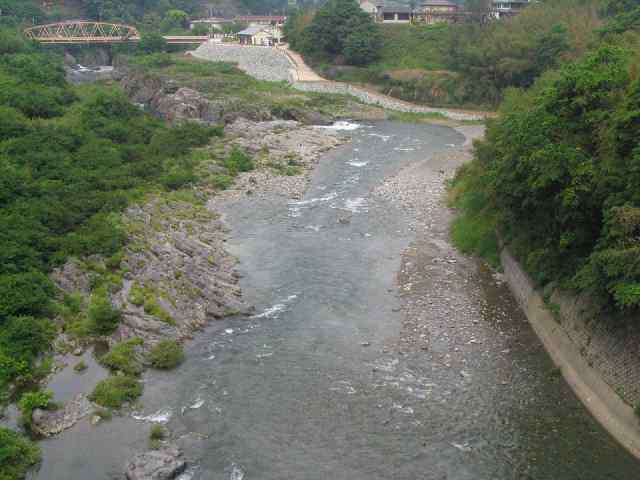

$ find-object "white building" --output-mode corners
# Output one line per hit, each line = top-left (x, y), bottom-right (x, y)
(492, 0), (530, 19)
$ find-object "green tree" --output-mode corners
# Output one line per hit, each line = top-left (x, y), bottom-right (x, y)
(161, 9), (189, 32)
(294, 0), (382, 65)
(343, 24), (383, 65)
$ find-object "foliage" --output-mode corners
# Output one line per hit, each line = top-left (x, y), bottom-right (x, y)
(149, 424), (166, 449)
(138, 32), (168, 54)
(0, 427), (41, 480)
(454, 40), (640, 310)
(161, 9), (189, 32)
(99, 339), (144, 376)
(224, 147), (254, 174)
(448, 162), (500, 268)
(89, 376), (142, 408)
(317, 0), (603, 108)
(87, 295), (122, 335)
(17, 389), (53, 427)
(0, 29), (219, 391)
(288, 0), (382, 66)
(148, 340), (184, 369)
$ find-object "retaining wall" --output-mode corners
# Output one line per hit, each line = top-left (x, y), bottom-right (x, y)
(500, 247), (640, 459)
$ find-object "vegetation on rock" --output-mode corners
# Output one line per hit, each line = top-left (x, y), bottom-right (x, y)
(148, 340), (184, 369)
(99, 339), (144, 376)
(0, 427), (41, 480)
(89, 376), (143, 408)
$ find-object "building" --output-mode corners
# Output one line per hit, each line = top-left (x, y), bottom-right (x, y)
(234, 15), (287, 27)
(415, 0), (460, 24)
(189, 17), (233, 32)
(237, 25), (282, 45)
(491, 0), (529, 18)
(359, 0), (383, 19)
(380, 3), (412, 23)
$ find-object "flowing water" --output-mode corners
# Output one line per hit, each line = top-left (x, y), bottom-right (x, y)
(34, 121), (640, 479)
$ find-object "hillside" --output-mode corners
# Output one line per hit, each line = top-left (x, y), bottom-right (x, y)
(294, 0), (604, 109)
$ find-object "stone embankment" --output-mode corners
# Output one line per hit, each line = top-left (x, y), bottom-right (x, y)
(292, 81), (485, 121)
(190, 43), (293, 82)
(190, 42), (488, 122)
(501, 248), (640, 460)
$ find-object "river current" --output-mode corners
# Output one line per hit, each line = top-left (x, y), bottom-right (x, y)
(34, 121), (639, 479)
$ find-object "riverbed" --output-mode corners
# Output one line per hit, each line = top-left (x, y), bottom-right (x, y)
(33, 121), (639, 479)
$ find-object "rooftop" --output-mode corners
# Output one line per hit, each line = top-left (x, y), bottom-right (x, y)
(237, 26), (268, 36)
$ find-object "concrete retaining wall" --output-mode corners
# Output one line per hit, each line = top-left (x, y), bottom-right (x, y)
(500, 247), (640, 459)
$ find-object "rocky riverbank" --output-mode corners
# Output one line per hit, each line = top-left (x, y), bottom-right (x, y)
(36, 110), (347, 478)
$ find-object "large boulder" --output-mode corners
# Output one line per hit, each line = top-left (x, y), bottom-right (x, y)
(152, 87), (224, 125)
(124, 445), (187, 480)
(31, 394), (92, 437)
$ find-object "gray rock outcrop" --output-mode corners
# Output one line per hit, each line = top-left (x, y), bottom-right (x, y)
(31, 394), (92, 437)
(124, 445), (186, 480)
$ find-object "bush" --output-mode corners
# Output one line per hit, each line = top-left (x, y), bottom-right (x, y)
(138, 32), (168, 54)
(149, 424), (167, 449)
(73, 361), (88, 372)
(89, 376), (143, 408)
(0, 272), (53, 320)
(143, 296), (175, 326)
(0, 427), (41, 480)
(224, 147), (254, 174)
(148, 340), (184, 369)
(87, 296), (122, 335)
(17, 389), (53, 427)
(211, 174), (234, 190)
(99, 339), (143, 376)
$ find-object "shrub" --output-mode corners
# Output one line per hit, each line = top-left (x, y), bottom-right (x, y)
(143, 296), (175, 326)
(149, 424), (166, 449)
(93, 408), (112, 420)
(211, 174), (234, 190)
(73, 361), (88, 372)
(18, 390), (53, 427)
(99, 339), (144, 376)
(224, 147), (254, 174)
(148, 340), (184, 370)
(138, 32), (168, 54)
(0, 427), (41, 480)
(0, 316), (55, 365)
(0, 272), (53, 319)
(89, 376), (143, 408)
(87, 296), (121, 335)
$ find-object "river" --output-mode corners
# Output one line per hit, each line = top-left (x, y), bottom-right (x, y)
(34, 121), (639, 479)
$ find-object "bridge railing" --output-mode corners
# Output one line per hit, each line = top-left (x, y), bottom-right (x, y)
(24, 21), (140, 44)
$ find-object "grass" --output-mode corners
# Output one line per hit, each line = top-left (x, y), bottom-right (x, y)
(148, 340), (184, 370)
(448, 163), (501, 269)
(93, 408), (112, 421)
(387, 110), (448, 123)
(129, 283), (176, 326)
(73, 361), (88, 372)
(99, 339), (144, 376)
(149, 424), (167, 449)
(124, 54), (355, 120)
(89, 376), (143, 409)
